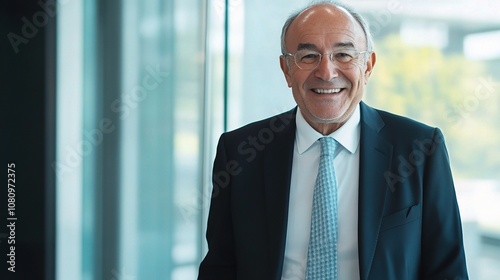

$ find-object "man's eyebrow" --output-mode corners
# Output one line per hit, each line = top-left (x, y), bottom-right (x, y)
(297, 43), (318, 51)
(296, 42), (357, 51)
(334, 42), (355, 49)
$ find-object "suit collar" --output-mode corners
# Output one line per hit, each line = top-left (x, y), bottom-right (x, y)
(358, 101), (394, 280)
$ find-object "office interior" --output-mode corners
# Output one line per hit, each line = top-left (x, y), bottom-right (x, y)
(2, 0), (500, 279)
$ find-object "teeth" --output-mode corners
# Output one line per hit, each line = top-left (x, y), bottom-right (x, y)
(313, 88), (341, 94)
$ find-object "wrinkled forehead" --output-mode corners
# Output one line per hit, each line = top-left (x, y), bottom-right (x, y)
(285, 5), (366, 52)
(293, 31), (361, 52)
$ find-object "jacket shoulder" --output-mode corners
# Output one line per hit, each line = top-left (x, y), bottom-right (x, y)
(222, 108), (296, 142)
(373, 107), (438, 138)
(361, 102), (444, 148)
(378, 109), (434, 131)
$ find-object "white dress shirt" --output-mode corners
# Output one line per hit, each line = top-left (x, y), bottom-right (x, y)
(282, 105), (361, 280)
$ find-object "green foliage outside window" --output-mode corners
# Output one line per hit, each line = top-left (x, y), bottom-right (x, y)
(365, 35), (500, 180)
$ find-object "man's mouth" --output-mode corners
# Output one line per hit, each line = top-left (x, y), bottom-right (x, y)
(312, 88), (343, 94)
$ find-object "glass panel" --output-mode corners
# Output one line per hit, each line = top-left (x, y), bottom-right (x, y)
(56, 0), (84, 279)
(119, 0), (206, 279)
(57, 0), (211, 279)
(226, 0), (299, 131)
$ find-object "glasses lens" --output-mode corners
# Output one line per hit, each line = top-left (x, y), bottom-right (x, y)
(294, 50), (320, 70)
(333, 50), (356, 63)
(333, 50), (367, 69)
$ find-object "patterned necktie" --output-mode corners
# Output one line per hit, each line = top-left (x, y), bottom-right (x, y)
(306, 137), (339, 280)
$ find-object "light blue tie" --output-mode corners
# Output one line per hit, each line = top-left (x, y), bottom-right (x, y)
(306, 137), (339, 280)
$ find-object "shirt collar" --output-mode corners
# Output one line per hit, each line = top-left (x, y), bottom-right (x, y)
(295, 104), (361, 155)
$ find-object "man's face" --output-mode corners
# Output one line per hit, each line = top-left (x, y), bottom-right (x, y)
(280, 5), (376, 134)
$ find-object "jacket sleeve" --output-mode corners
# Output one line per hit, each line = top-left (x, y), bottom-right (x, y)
(420, 128), (468, 279)
(198, 135), (237, 280)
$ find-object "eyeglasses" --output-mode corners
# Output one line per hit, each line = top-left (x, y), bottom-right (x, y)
(283, 49), (368, 71)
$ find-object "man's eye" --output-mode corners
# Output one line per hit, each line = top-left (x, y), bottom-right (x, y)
(335, 52), (354, 62)
(300, 53), (320, 62)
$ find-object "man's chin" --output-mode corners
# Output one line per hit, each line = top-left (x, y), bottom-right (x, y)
(312, 109), (350, 124)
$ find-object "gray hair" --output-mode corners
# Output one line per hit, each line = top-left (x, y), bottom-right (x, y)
(280, 1), (374, 56)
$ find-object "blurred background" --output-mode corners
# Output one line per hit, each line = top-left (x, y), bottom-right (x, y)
(2, 0), (499, 279)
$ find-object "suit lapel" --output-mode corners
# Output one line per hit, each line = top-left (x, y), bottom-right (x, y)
(358, 102), (393, 280)
(263, 109), (297, 278)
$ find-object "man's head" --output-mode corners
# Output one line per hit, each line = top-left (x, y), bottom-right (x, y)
(280, 1), (376, 135)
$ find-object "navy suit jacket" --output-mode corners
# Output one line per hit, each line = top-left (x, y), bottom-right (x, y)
(198, 102), (468, 280)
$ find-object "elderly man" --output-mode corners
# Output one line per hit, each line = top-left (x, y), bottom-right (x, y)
(198, 1), (468, 279)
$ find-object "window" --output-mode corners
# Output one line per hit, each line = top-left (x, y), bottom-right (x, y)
(56, 0), (212, 279)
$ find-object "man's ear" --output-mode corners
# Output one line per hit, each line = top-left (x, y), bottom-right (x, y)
(280, 55), (293, 88)
(364, 51), (376, 84)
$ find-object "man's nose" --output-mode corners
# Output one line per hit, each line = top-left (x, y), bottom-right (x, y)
(314, 54), (340, 81)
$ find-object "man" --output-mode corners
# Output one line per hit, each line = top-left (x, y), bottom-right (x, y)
(198, 1), (468, 279)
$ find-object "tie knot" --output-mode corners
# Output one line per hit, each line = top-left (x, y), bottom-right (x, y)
(319, 137), (338, 157)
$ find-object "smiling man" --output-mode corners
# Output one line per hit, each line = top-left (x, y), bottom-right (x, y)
(198, 1), (468, 280)
(280, 4), (373, 135)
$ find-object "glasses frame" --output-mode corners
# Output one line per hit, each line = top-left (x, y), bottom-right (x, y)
(283, 49), (369, 71)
